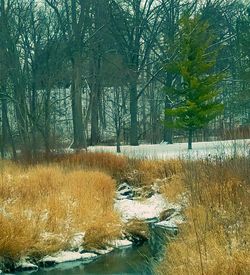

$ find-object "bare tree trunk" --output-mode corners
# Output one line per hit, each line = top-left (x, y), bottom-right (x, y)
(13, 79), (31, 159)
(116, 129), (121, 153)
(90, 56), (101, 145)
(44, 89), (51, 156)
(142, 90), (147, 140)
(130, 80), (138, 145)
(1, 93), (8, 158)
(71, 54), (86, 149)
(90, 0), (104, 146)
(150, 90), (157, 144)
(0, 88), (17, 160)
(164, 96), (173, 144)
(30, 80), (37, 157)
(188, 129), (193, 150)
(90, 94), (99, 145)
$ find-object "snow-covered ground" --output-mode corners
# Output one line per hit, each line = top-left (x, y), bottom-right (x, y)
(89, 139), (250, 159)
(40, 251), (98, 265)
(115, 182), (184, 233)
(115, 194), (178, 222)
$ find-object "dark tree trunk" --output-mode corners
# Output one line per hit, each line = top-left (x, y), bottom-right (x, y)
(149, 89), (157, 144)
(1, 95), (8, 158)
(90, 56), (101, 146)
(188, 129), (193, 150)
(14, 80), (31, 159)
(1, 88), (17, 160)
(31, 81), (37, 157)
(71, 55), (86, 149)
(142, 91), (147, 140)
(44, 89), (51, 156)
(164, 74), (173, 144)
(116, 129), (121, 153)
(90, 93), (99, 145)
(164, 97), (173, 144)
(90, 0), (103, 146)
(130, 80), (138, 146)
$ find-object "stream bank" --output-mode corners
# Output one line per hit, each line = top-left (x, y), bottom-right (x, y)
(7, 182), (183, 275)
(16, 224), (173, 275)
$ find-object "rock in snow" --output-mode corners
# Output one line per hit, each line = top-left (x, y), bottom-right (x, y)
(155, 215), (184, 229)
(155, 220), (178, 229)
(16, 259), (38, 271)
(91, 247), (114, 255)
(110, 239), (133, 248)
(116, 182), (133, 200)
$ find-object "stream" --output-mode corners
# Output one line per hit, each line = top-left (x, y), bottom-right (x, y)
(16, 225), (172, 275)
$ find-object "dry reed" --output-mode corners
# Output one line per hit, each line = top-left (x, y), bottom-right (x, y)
(158, 157), (250, 275)
(53, 151), (128, 179)
(0, 161), (121, 266)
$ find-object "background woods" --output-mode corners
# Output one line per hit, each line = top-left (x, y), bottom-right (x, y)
(0, 0), (249, 158)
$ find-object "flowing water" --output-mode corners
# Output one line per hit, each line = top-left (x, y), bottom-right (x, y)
(16, 225), (172, 275)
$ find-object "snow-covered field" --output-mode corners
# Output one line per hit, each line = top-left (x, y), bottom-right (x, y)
(89, 139), (250, 159)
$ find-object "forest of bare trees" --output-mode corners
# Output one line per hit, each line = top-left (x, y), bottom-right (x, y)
(0, 0), (249, 159)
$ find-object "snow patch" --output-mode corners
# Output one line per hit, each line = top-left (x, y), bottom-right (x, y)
(89, 139), (250, 160)
(115, 194), (169, 221)
(41, 251), (98, 264)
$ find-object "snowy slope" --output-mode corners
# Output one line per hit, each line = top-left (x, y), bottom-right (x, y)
(89, 139), (250, 159)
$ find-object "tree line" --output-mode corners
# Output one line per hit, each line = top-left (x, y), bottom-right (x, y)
(0, 0), (249, 159)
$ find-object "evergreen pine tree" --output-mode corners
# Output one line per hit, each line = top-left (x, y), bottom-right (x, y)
(164, 15), (224, 149)
(236, 7), (250, 125)
(240, 7), (250, 80)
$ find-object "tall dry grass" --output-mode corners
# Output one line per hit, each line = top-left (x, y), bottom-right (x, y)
(52, 151), (128, 179)
(158, 157), (250, 275)
(25, 151), (182, 187)
(126, 159), (182, 186)
(0, 161), (121, 267)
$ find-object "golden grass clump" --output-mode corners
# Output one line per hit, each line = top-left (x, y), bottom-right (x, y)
(53, 151), (128, 179)
(84, 213), (121, 249)
(0, 161), (121, 264)
(161, 174), (186, 203)
(127, 159), (182, 186)
(124, 219), (149, 241)
(158, 157), (250, 275)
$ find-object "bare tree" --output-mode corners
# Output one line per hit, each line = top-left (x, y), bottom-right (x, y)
(45, 0), (91, 149)
(109, 0), (164, 145)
